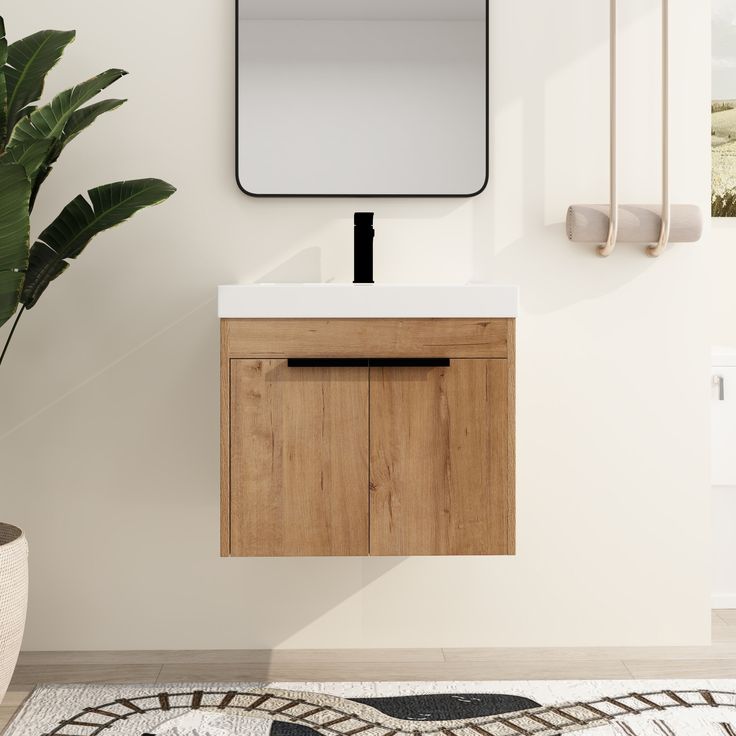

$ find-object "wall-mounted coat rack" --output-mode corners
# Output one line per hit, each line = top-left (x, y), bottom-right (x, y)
(566, 0), (702, 257)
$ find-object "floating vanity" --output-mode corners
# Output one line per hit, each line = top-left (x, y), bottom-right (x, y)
(219, 284), (518, 557)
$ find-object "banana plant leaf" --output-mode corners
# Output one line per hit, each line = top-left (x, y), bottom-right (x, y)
(22, 178), (176, 308)
(28, 98), (126, 208)
(0, 18), (7, 145)
(7, 68), (126, 151)
(64, 99), (126, 146)
(4, 28), (76, 139)
(0, 163), (31, 326)
(0, 137), (53, 180)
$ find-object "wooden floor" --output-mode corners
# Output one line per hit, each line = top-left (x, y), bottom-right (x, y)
(2, 610), (736, 731)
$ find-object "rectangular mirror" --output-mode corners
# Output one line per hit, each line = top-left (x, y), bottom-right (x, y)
(236, 0), (489, 197)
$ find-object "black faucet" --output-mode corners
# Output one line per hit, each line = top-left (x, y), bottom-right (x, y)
(353, 212), (374, 284)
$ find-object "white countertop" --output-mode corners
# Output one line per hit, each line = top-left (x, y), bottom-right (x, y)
(218, 283), (519, 319)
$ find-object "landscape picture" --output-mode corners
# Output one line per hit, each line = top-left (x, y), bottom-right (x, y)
(713, 0), (736, 216)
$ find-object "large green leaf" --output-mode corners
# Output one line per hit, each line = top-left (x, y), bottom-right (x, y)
(0, 163), (31, 326)
(27, 98), (126, 209)
(4, 29), (76, 137)
(0, 17), (8, 145)
(63, 98), (126, 146)
(0, 137), (53, 180)
(7, 68), (127, 149)
(21, 178), (176, 308)
(0, 270), (24, 327)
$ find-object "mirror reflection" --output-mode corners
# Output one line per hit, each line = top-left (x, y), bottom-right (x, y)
(237, 0), (488, 197)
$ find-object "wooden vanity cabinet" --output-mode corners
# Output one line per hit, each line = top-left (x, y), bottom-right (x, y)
(221, 319), (515, 557)
(229, 360), (369, 557)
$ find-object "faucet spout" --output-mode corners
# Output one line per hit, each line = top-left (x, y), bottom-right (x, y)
(353, 212), (375, 284)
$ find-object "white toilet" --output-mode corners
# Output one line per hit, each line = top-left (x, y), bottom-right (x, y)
(712, 347), (736, 608)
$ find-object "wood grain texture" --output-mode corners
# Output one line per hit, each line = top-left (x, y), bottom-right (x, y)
(369, 359), (513, 556)
(220, 321), (231, 556)
(223, 319), (510, 359)
(154, 659), (632, 682)
(505, 321), (516, 554)
(230, 360), (369, 556)
(6, 664), (163, 688)
(16, 648), (444, 665)
(5, 615), (736, 717)
(222, 318), (516, 558)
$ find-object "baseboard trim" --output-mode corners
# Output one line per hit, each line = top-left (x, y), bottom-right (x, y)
(713, 595), (736, 609)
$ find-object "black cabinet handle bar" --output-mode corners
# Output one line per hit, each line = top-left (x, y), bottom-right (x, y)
(287, 358), (451, 368)
(372, 358), (451, 367)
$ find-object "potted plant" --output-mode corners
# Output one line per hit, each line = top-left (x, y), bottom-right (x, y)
(0, 525), (26, 705)
(0, 17), (175, 701)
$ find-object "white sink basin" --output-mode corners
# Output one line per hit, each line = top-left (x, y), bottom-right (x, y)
(218, 284), (519, 319)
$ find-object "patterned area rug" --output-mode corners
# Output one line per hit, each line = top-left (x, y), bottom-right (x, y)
(3, 681), (736, 736)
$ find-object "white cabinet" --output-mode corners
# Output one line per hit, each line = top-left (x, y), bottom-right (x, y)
(711, 365), (736, 486)
(711, 347), (736, 607)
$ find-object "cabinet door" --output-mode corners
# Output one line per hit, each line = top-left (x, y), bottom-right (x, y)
(230, 360), (369, 556)
(370, 359), (514, 556)
(712, 367), (736, 486)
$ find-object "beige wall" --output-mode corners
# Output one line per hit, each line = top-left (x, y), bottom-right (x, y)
(0, 0), (712, 650)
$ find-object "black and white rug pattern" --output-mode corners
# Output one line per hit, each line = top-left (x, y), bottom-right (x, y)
(4, 681), (736, 736)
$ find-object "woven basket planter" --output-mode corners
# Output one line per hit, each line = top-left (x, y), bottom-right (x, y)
(0, 524), (28, 704)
